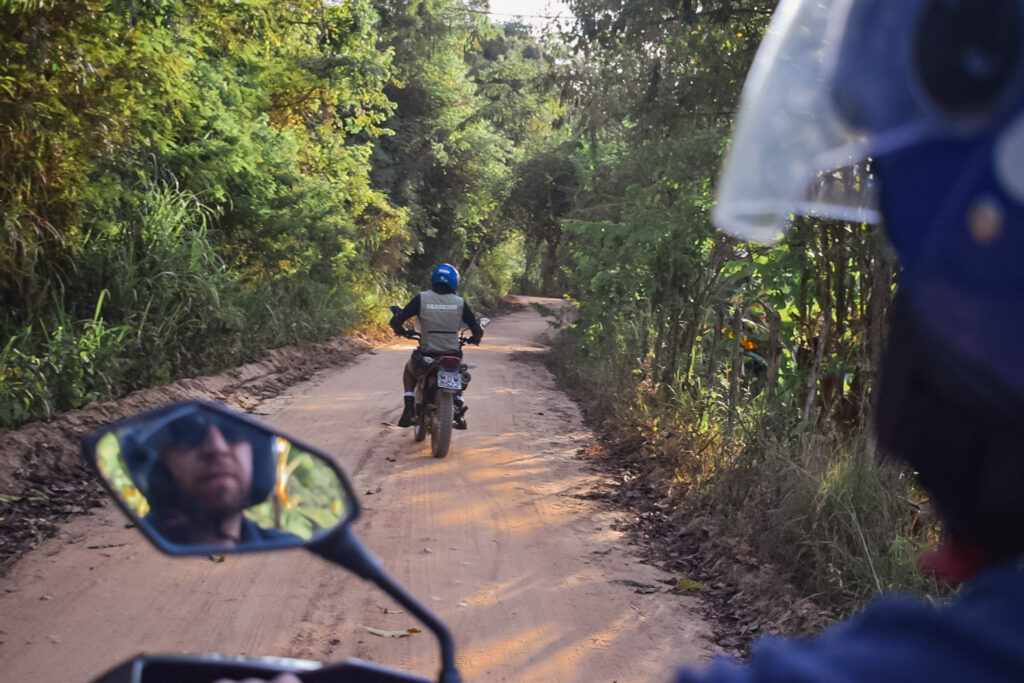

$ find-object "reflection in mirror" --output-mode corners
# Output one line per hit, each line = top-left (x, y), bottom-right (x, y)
(92, 403), (351, 553)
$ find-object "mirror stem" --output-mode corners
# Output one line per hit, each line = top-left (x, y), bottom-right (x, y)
(310, 527), (462, 683)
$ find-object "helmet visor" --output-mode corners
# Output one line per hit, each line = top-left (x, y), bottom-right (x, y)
(714, 0), (922, 241)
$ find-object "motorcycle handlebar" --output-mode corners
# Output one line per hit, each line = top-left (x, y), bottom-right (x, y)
(400, 331), (477, 346)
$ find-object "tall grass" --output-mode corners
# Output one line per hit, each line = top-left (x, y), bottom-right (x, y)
(0, 183), (401, 431)
(0, 291), (132, 427)
(709, 423), (942, 612)
(548, 324), (942, 618)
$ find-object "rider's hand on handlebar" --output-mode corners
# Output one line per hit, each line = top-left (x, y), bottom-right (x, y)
(468, 334), (482, 346)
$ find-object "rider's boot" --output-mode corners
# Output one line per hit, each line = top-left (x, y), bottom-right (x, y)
(398, 394), (415, 428)
(454, 396), (468, 430)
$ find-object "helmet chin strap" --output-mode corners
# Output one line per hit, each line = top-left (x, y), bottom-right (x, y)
(876, 294), (1024, 560)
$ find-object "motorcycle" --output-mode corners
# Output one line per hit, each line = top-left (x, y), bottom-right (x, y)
(389, 307), (490, 459)
(81, 400), (462, 683)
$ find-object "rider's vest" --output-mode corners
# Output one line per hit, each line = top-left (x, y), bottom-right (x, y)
(418, 290), (465, 354)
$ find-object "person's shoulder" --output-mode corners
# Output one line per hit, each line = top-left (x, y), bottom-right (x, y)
(240, 518), (303, 545)
(676, 580), (1024, 683)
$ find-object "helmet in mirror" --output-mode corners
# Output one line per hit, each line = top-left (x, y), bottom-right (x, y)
(85, 401), (357, 554)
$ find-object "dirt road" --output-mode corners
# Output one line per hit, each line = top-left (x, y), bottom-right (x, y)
(0, 298), (718, 682)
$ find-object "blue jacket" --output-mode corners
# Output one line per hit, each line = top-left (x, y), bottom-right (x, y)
(677, 558), (1024, 682)
(239, 517), (303, 546)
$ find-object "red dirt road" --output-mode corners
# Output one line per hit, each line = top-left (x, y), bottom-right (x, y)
(0, 298), (718, 682)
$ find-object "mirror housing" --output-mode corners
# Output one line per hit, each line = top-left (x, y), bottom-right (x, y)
(83, 401), (359, 555)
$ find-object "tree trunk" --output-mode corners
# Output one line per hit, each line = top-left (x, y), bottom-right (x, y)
(727, 305), (744, 434)
(765, 307), (782, 403)
(802, 312), (831, 428)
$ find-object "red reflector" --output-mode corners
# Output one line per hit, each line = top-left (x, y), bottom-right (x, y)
(440, 357), (461, 369)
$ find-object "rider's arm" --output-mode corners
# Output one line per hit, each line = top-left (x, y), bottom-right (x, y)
(390, 295), (421, 335)
(462, 302), (483, 341)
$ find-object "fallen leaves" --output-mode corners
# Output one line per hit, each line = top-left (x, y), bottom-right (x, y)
(363, 626), (421, 638)
(673, 577), (710, 593)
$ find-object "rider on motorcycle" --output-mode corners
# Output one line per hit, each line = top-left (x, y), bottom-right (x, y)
(677, 1), (1024, 680)
(390, 263), (483, 429)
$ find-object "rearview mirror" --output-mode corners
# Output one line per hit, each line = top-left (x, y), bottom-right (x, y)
(478, 317), (491, 327)
(83, 401), (358, 555)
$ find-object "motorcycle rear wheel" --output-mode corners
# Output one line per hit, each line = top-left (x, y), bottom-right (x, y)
(430, 392), (454, 458)
(413, 412), (428, 443)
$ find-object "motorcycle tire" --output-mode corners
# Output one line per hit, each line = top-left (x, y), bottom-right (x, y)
(430, 392), (454, 458)
(413, 411), (428, 443)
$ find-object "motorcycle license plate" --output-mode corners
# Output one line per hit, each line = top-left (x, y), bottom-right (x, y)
(437, 370), (462, 390)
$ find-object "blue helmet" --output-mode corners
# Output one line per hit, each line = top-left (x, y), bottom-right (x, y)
(431, 263), (460, 293)
(717, 0), (1024, 553)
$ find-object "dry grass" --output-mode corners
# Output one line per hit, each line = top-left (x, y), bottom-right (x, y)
(547, 331), (946, 620)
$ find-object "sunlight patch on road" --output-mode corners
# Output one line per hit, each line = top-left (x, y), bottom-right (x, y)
(470, 433), (534, 448)
(518, 609), (641, 681)
(459, 624), (562, 679)
(477, 343), (548, 353)
(391, 458), (461, 479)
(488, 387), (522, 395)
(397, 492), (443, 506)
(430, 499), (568, 536)
(555, 569), (605, 591)
(464, 464), (549, 486)
(460, 575), (532, 609)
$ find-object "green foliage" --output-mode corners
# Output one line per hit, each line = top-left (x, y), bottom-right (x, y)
(372, 2), (568, 285)
(0, 0), (416, 429)
(246, 441), (348, 540)
(549, 0), (922, 615)
(0, 0), (565, 429)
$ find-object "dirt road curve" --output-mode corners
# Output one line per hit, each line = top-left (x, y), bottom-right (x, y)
(0, 297), (717, 682)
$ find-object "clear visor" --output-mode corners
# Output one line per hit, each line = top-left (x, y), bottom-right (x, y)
(714, 0), (915, 242)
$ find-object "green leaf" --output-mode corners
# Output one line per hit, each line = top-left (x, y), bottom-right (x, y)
(672, 577), (710, 593)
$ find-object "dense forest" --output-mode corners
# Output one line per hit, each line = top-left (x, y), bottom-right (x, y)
(2, 0), (933, 616)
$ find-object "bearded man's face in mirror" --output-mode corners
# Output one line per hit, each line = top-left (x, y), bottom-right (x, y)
(162, 425), (254, 515)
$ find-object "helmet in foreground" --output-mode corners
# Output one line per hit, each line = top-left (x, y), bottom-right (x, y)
(431, 263), (460, 293)
(716, 0), (1024, 555)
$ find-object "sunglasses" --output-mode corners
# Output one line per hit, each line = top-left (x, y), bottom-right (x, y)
(164, 414), (251, 449)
